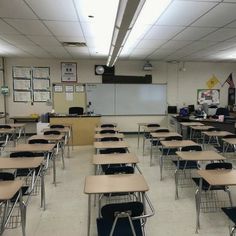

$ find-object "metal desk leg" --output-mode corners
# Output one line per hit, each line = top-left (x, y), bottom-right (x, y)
(160, 147), (164, 180)
(195, 178), (202, 233)
(40, 165), (46, 210)
(0, 201), (9, 235)
(53, 154), (56, 186)
(137, 124), (141, 148)
(175, 158), (180, 199)
(150, 136), (153, 166)
(87, 195), (91, 236)
(19, 190), (26, 236)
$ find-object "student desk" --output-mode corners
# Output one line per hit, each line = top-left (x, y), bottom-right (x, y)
(7, 144), (57, 186)
(0, 157), (46, 210)
(202, 131), (233, 148)
(94, 127), (119, 133)
(190, 125), (214, 141)
(94, 133), (124, 140)
(97, 123), (117, 127)
(92, 153), (140, 174)
(149, 132), (181, 166)
(222, 138), (236, 152)
(159, 140), (198, 180)
(0, 180), (25, 236)
(180, 122), (204, 139)
(1, 123), (26, 143)
(196, 169), (236, 233)
(94, 141), (129, 154)
(175, 151), (225, 199)
(84, 174), (149, 236)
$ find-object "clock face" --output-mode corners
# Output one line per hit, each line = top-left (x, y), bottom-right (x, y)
(95, 65), (105, 75)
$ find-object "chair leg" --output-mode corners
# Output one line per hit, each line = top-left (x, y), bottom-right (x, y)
(230, 225), (236, 236)
(226, 189), (233, 206)
(174, 169), (179, 200)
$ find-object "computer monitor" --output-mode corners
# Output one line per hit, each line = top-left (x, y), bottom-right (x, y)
(188, 105), (195, 114)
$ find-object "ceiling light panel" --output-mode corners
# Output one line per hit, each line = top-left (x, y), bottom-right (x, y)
(25, 0), (78, 21)
(156, 1), (218, 26)
(5, 19), (51, 35)
(0, 0), (37, 19)
(192, 3), (236, 27)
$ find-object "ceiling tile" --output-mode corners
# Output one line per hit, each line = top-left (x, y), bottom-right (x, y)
(160, 40), (193, 50)
(173, 27), (217, 40)
(0, 19), (20, 34)
(135, 39), (166, 49)
(25, 0), (78, 21)
(202, 28), (236, 41)
(27, 35), (61, 46)
(0, 0), (37, 19)
(145, 26), (185, 40)
(192, 2), (236, 27)
(5, 19), (52, 35)
(156, 1), (217, 26)
(44, 21), (83, 37)
(0, 34), (36, 46)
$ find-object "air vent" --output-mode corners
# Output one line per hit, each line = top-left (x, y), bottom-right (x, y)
(61, 42), (87, 47)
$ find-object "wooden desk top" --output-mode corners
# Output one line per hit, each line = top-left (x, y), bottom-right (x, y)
(95, 127), (119, 132)
(0, 157), (44, 169)
(94, 141), (129, 149)
(202, 131), (233, 137)
(222, 138), (236, 145)
(7, 143), (55, 152)
(144, 127), (169, 133)
(3, 123), (26, 128)
(180, 122), (204, 126)
(176, 150), (225, 161)
(0, 128), (15, 133)
(137, 122), (159, 126)
(150, 132), (181, 138)
(43, 127), (70, 133)
(84, 174), (149, 194)
(93, 153), (139, 165)
(197, 169), (236, 186)
(190, 125), (214, 130)
(28, 134), (64, 142)
(160, 140), (198, 148)
(0, 180), (23, 200)
(94, 133), (124, 139)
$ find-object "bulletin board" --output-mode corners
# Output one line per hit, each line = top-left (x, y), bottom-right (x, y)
(52, 83), (86, 113)
(197, 89), (220, 105)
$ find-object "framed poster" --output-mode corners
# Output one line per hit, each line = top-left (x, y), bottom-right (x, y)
(197, 89), (220, 105)
(61, 62), (77, 82)
(65, 85), (74, 93)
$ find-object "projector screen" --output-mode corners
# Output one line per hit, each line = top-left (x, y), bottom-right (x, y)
(86, 83), (167, 115)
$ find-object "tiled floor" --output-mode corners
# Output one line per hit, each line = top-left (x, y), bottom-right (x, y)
(3, 135), (235, 236)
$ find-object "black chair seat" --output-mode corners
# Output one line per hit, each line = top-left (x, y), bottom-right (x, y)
(222, 207), (236, 224)
(11, 186), (30, 202)
(214, 146), (234, 153)
(192, 177), (227, 191)
(173, 160), (199, 170)
(161, 148), (178, 155)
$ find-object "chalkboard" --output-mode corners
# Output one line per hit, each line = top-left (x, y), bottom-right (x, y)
(86, 84), (167, 115)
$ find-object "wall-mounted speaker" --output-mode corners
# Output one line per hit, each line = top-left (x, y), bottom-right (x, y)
(94, 65), (115, 75)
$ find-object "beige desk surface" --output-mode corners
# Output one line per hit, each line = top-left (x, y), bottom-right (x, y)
(160, 140), (198, 148)
(137, 122), (159, 126)
(202, 131), (233, 137)
(94, 141), (129, 149)
(43, 127), (70, 133)
(84, 174), (149, 194)
(4, 123), (26, 128)
(93, 153), (139, 165)
(0, 180), (23, 200)
(197, 169), (236, 186)
(222, 138), (236, 145)
(180, 122), (204, 126)
(95, 127), (119, 132)
(190, 125), (214, 130)
(144, 127), (169, 132)
(7, 143), (55, 152)
(176, 150), (226, 161)
(0, 128), (16, 133)
(94, 133), (124, 139)
(28, 134), (64, 142)
(150, 132), (181, 138)
(0, 157), (44, 169)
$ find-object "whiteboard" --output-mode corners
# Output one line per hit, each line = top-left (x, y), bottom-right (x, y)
(86, 84), (166, 115)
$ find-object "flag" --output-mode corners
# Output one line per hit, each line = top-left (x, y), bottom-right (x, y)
(222, 73), (235, 88)
(206, 75), (220, 89)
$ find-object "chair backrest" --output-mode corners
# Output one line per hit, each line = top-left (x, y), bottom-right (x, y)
(10, 151), (36, 158)
(0, 125), (11, 129)
(223, 134), (236, 139)
(100, 137), (119, 142)
(69, 107), (84, 115)
(100, 148), (127, 154)
(0, 172), (14, 181)
(100, 129), (116, 134)
(28, 139), (49, 144)
(181, 145), (202, 152)
(154, 129), (169, 133)
(105, 166), (134, 175)
(101, 124), (115, 128)
(50, 125), (65, 128)
(44, 130), (61, 135)
(101, 201), (143, 220)
(215, 107), (229, 116)
(206, 162), (232, 170)
(147, 124), (160, 128)
(165, 136), (182, 141)
(207, 127), (221, 131)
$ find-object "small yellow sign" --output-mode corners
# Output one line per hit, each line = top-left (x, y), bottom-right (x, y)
(206, 75), (220, 89)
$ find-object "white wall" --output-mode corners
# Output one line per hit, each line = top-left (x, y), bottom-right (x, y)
(3, 58), (236, 131)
